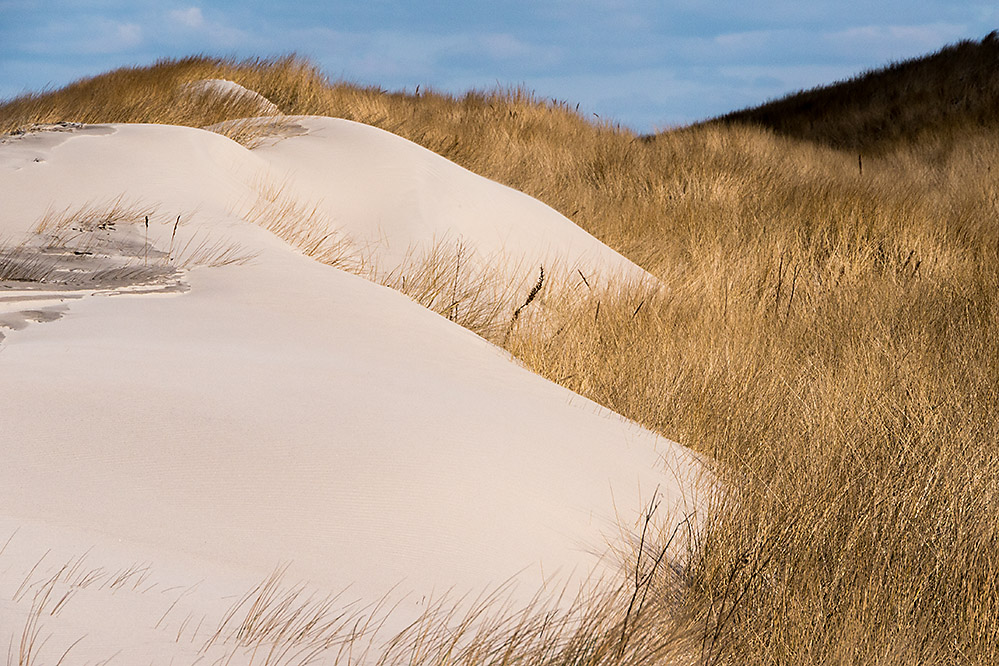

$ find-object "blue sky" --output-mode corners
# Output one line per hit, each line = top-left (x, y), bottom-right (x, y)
(1, 1), (996, 132)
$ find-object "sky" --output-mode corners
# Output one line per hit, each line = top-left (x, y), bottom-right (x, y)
(1, 1), (996, 132)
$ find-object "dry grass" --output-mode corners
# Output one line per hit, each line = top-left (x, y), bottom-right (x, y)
(241, 177), (574, 342)
(196, 542), (700, 666)
(0, 55), (302, 145)
(4, 549), (154, 666)
(199, 565), (386, 665)
(3, 53), (998, 664)
(3, 538), (698, 666)
(497, 126), (999, 663)
(240, 177), (366, 271)
(378, 238), (537, 342)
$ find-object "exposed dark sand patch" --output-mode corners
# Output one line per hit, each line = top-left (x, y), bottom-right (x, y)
(1, 226), (181, 289)
(0, 305), (69, 340)
(1, 121), (116, 140)
(0, 210), (188, 341)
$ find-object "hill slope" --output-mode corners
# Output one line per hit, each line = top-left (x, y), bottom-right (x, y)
(709, 31), (999, 153)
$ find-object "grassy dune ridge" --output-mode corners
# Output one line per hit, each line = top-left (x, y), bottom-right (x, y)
(3, 48), (998, 664)
(711, 32), (999, 154)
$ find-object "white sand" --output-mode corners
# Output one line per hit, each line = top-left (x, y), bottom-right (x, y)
(253, 116), (653, 287)
(182, 78), (282, 115)
(0, 119), (704, 662)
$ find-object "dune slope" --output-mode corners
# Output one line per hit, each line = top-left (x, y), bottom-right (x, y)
(0, 120), (701, 662)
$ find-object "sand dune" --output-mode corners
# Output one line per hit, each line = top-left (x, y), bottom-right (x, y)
(0, 119), (703, 662)
(253, 116), (653, 285)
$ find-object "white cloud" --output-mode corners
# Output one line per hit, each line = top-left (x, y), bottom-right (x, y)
(17, 18), (143, 55)
(92, 22), (143, 53)
(114, 22), (143, 48)
(823, 23), (969, 60)
(711, 29), (782, 51)
(162, 6), (248, 48)
(293, 27), (563, 84)
(719, 64), (864, 94)
(169, 6), (204, 30)
(479, 33), (534, 60)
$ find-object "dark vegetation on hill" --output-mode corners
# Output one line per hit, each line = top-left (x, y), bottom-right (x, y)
(2, 44), (999, 665)
(709, 31), (999, 154)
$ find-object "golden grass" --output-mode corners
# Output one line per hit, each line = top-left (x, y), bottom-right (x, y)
(378, 238), (538, 342)
(240, 177), (366, 271)
(3, 55), (998, 663)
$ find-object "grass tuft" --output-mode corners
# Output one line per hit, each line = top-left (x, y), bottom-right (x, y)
(1, 201), (255, 291)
